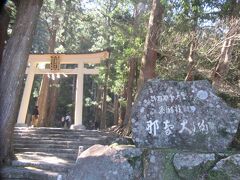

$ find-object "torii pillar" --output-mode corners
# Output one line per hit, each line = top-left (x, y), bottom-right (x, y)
(73, 62), (84, 129)
(16, 63), (36, 126)
(16, 51), (109, 129)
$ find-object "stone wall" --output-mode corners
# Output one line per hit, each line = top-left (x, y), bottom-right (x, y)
(67, 145), (240, 180)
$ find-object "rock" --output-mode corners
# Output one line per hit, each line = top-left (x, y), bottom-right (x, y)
(110, 137), (134, 145)
(70, 124), (86, 130)
(67, 144), (143, 180)
(67, 146), (240, 180)
(173, 152), (216, 179)
(143, 150), (179, 180)
(113, 145), (144, 179)
(208, 154), (240, 180)
(131, 79), (240, 151)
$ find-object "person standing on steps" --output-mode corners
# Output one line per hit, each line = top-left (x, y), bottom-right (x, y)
(65, 113), (71, 128)
(31, 105), (39, 127)
(61, 116), (65, 127)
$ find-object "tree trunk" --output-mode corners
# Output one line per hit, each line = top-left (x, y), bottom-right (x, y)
(100, 59), (109, 129)
(94, 86), (102, 129)
(138, 0), (164, 91)
(185, 31), (197, 81)
(124, 58), (137, 126)
(0, 7), (9, 65)
(37, 0), (61, 126)
(185, 0), (200, 81)
(37, 34), (57, 126)
(46, 79), (60, 126)
(37, 75), (50, 126)
(113, 95), (119, 125)
(212, 0), (240, 88)
(118, 85), (127, 127)
(61, 0), (72, 49)
(123, 58), (137, 135)
(44, 0), (61, 126)
(119, 103), (126, 127)
(0, 0), (42, 165)
(212, 19), (240, 88)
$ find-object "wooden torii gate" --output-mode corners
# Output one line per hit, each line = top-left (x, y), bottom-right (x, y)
(16, 51), (109, 129)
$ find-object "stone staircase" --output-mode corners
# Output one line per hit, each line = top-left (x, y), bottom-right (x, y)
(1, 127), (123, 180)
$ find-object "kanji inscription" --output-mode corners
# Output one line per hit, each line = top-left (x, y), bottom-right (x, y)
(131, 79), (240, 151)
(50, 55), (60, 71)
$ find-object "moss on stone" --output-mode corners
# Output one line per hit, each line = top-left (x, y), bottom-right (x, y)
(207, 171), (231, 180)
(231, 124), (240, 150)
(120, 147), (240, 179)
(142, 149), (180, 180)
(142, 149), (149, 178)
(194, 133), (208, 147)
(206, 153), (240, 180)
(127, 156), (141, 168)
(173, 153), (217, 180)
(162, 152), (180, 180)
(219, 128), (228, 137)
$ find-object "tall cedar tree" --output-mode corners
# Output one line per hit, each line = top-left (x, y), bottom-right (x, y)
(38, 0), (62, 127)
(138, 0), (164, 91)
(185, 0), (200, 81)
(0, 0), (43, 165)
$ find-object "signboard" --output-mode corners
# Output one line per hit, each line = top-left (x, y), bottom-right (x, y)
(50, 56), (60, 71)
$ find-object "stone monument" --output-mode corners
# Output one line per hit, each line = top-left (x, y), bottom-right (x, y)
(131, 79), (240, 151)
(68, 79), (240, 179)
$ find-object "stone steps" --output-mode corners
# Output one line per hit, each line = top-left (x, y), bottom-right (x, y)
(14, 142), (89, 149)
(1, 166), (64, 180)
(14, 151), (78, 161)
(14, 127), (109, 136)
(14, 139), (97, 145)
(1, 127), (121, 180)
(11, 160), (74, 173)
(14, 147), (78, 154)
(14, 136), (106, 142)
(14, 134), (108, 139)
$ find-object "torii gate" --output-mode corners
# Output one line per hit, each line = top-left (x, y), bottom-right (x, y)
(16, 51), (109, 129)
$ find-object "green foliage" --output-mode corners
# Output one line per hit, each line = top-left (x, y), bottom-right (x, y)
(28, 75), (42, 115)
(32, 0), (94, 53)
(32, 19), (49, 53)
(218, 92), (240, 108)
(56, 75), (75, 119)
(91, 0), (148, 95)
(5, 1), (17, 36)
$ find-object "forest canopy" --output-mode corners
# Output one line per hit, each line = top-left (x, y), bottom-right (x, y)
(5, 0), (240, 128)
